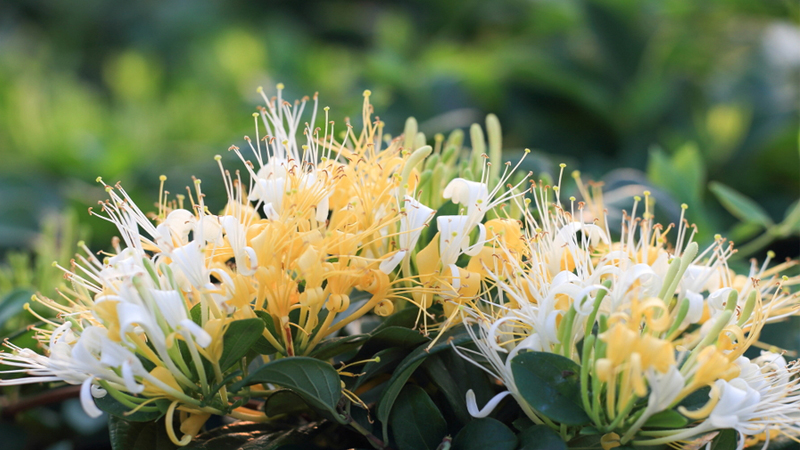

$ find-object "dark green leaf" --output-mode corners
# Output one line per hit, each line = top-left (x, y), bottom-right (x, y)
(643, 410), (688, 429)
(109, 416), (176, 450)
(230, 356), (343, 423)
(95, 394), (164, 422)
(263, 390), (313, 417)
(677, 386), (711, 412)
(355, 326), (428, 361)
(390, 385), (447, 450)
(376, 356), (426, 427)
(376, 324), (476, 426)
(308, 334), (369, 360)
(353, 346), (409, 389)
(372, 306), (419, 332)
(709, 181), (773, 227)
(219, 318), (265, 371)
(709, 429), (737, 450)
(510, 351), (590, 425)
(451, 418), (517, 450)
(423, 355), (470, 424)
(0, 289), (32, 329)
(517, 425), (566, 450)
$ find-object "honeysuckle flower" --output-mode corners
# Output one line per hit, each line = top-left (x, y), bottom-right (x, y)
(452, 177), (800, 447)
(2, 86), (799, 450)
(379, 196), (435, 274)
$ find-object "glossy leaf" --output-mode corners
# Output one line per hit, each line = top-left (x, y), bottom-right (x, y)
(390, 385), (447, 450)
(353, 346), (409, 389)
(510, 351), (590, 425)
(451, 418), (517, 450)
(308, 334), (369, 360)
(230, 356), (344, 423)
(354, 326), (428, 361)
(710, 181), (773, 228)
(376, 324), (476, 426)
(219, 318), (265, 370)
(517, 425), (566, 450)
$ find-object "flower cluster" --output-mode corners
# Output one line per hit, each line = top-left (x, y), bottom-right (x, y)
(0, 87), (528, 445)
(1, 87), (798, 450)
(453, 179), (800, 449)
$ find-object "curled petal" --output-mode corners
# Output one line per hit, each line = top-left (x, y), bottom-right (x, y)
(466, 389), (512, 418)
(80, 377), (104, 419)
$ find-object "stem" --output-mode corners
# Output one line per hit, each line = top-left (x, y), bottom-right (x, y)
(345, 411), (388, 450)
(732, 231), (775, 260)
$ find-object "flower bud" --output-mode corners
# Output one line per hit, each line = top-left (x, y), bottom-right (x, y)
(327, 294), (350, 313)
(374, 299), (394, 317)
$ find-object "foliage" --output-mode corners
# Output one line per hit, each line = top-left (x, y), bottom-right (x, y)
(0, 1), (798, 449)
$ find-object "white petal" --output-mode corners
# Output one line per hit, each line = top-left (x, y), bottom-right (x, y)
(180, 319), (212, 348)
(465, 389), (512, 418)
(379, 250), (406, 274)
(122, 360), (144, 394)
(263, 203), (279, 220)
(316, 196), (330, 223)
(462, 223), (487, 257)
(81, 377), (104, 418)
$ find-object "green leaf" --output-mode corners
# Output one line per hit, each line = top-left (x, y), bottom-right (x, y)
(95, 394), (164, 422)
(372, 306), (418, 331)
(709, 181), (773, 228)
(390, 385), (447, 450)
(0, 289), (32, 329)
(308, 334), (369, 360)
(423, 350), (495, 426)
(709, 429), (738, 450)
(376, 324), (476, 426)
(510, 351), (590, 425)
(263, 390), (313, 417)
(353, 346), (409, 389)
(355, 326), (428, 361)
(517, 425), (566, 450)
(777, 200), (800, 237)
(219, 318), (265, 371)
(376, 356), (426, 428)
(647, 144), (705, 206)
(189, 303), (202, 325)
(643, 410), (688, 429)
(451, 418), (517, 450)
(678, 386), (711, 412)
(109, 416), (176, 450)
(230, 356), (343, 423)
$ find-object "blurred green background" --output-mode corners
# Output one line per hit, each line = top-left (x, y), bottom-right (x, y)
(0, 0), (798, 448)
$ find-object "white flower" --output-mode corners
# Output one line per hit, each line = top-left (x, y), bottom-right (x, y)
(437, 215), (486, 266)
(221, 216), (258, 276)
(443, 178), (489, 226)
(380, 196), (435, 274)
